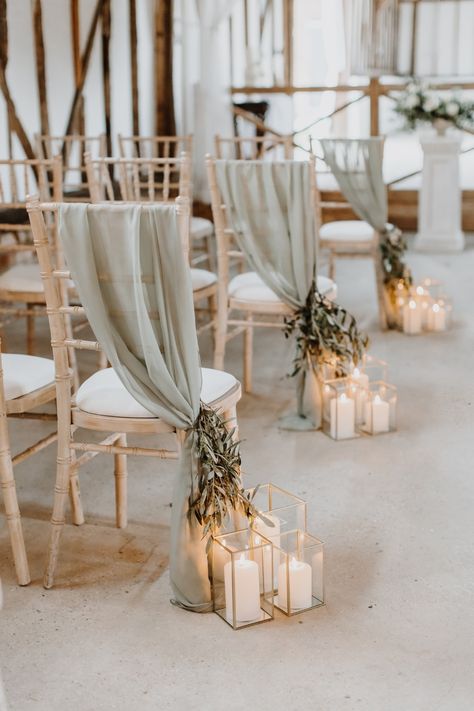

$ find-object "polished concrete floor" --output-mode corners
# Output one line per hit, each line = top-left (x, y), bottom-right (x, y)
(1, 242), (473, 711)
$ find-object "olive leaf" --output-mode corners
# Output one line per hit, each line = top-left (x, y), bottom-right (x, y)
(189, 404), (260, 541)
(283, 281), (369, 377)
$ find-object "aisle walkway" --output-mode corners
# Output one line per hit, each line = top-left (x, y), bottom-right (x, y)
(1, 239), (473, 711)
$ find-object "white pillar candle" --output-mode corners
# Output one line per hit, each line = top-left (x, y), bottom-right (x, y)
(427, 303), (447, 331)
(350, 367), (369, 423)
(364, 394), (390, 434)
(254, 535), (274, 593)
(330, 393), (355, 440)
(403, 299), (422, 335)
(278, 556), (312, 611)
(212, 539), (230, 582)
(224, 554), (261, 624)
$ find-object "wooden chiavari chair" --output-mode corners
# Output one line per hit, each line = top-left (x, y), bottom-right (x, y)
(27, 196), (241, 589)
(0, 339), (83, 586)
(35, 133), (107, 201)
(309, 136), (384, 327)
(118, 134), (215, 271)
(85, 153), (218, 342)
(0, 157), (63, 353)
(214, 134), (294, 160)
(206, 155), (338, 392)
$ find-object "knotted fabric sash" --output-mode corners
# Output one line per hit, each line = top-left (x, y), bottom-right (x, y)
(59, 203), (212, 611)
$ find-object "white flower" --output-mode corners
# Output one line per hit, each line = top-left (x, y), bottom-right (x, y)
(423, 95), (441, 112)
(445, 101), (460, 117)
(404, 93), (420, 109)
(406, 82), (418, 94)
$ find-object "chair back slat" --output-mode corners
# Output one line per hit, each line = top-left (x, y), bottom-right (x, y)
(214, 134), (293, 160)
(35, 134), (106, 201)
(85, 154), (192, 206)
(117, 134), (193, 160)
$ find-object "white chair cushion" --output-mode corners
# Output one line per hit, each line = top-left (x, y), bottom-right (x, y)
(191, 216), (213, 240)
(319, 220), (374, 242)
(0, 263), (43, 293)
(2, 354), (55, 400)
(0, 262), (76, 294)
(191, 268), (217, 291)
(228, 272), (337, 303)
(75, 367), (238, 418)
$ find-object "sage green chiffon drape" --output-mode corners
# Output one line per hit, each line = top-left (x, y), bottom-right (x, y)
(58, 203), (212, 612)
(215, 160), (319, 429)
(320, 137), (388, 232)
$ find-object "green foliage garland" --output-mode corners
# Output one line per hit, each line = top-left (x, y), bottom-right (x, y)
(188, 404), (259, 543)
(283, 281), (369, 377)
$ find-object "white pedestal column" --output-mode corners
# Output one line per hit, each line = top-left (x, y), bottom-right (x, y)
(415, 135), (465, 252)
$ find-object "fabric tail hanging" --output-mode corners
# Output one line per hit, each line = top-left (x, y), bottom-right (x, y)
(58, 203), (212, 611)
(214, 159), (322, 430)
(320, 137), (411, 327)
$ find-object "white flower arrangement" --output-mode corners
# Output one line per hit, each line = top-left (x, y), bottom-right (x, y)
(394, 80), (474, 131)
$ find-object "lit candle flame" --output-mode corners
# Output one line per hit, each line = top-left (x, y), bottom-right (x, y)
(353, 367), (360, 377)
(409, 300), (417, 309)
(433, 303), (440, 313)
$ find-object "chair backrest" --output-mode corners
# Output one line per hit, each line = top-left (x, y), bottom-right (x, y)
(214, 134), (293, 160)
(0, 157), (63, 209)
(117, 134), (193, 159)
(85, 153), (192, 206)
(27, 196), (191, 395)
(206, 155), (318, 293)
(35, 134), (107, 200)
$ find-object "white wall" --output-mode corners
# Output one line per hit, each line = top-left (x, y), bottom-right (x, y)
(0, 0), (156, 159)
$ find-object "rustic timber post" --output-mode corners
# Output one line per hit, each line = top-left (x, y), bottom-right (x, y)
(63, 0), (104, 140)
(369, 77), (379, 136)
(129, 0), (140, 137)
(0, 0), (36, 159)
(70, 0), (86, 135)
(154, 0), (176, 138)
(101, 0), (112, 157)
(32, 0), (50, 138)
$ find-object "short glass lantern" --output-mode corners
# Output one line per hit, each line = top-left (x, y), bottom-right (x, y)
(211, 530), (274, 630)
(420, 277), (444, 300)
(425, 295), (452, 332)
(360, 354), (388, 383)
(402, 295), (423, 335)
(360, 381), (397, 435)
(273, 530), (324, 616)
(322, 377), (360, 440)
(246, 483), (307, 540)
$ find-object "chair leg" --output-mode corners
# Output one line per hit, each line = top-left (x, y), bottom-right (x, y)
(43, 384), (73, 589)
(26, 304), (35, 355)
(373, 250), (388, 331)
(205, 233), (216, 273)
(209, 292), (218, 350)
(243, 313), (253, 393)
(0, 411), (30, 586)
(69, 451), (84, 526)
(98, 350), (108, 369)
(213, 293), (228, 371)
(222, 405), (238, 442)
(43, 455), (71, 589)
(114, 433), (127, 529)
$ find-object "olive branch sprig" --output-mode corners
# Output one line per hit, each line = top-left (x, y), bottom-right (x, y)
(283, 282), (369, 377)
